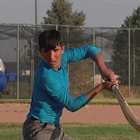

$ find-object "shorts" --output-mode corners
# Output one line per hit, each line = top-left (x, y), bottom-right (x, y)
(22, 117), (73, 140)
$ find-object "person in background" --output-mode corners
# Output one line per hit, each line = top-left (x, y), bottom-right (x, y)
(22, 29), (118, 140)
(0, 58), (6, 92)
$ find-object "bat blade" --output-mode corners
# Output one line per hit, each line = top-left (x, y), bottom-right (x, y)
(112, 85), (140, 133)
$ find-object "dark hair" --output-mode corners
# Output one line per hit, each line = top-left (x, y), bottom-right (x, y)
(38, 29), (63, 50)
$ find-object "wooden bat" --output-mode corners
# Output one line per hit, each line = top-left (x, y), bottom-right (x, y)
(112, 85), (140, 133)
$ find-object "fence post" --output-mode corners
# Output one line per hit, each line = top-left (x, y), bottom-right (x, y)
(30, 38), (34, 95)
(93, 27), (96, 87)
(128, 28), (131, 96)
(16, 24), (20, 99)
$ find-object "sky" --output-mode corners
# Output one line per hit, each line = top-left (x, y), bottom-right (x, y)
(0, 0), (140, 27)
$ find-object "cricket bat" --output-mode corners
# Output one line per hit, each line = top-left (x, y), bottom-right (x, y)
(112, 85), (140, 133)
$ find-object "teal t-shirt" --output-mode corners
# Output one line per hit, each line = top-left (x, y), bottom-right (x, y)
(27, 45), (101, 124)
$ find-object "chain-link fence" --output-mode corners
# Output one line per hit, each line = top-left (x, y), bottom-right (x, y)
(0, 23), (140, 99)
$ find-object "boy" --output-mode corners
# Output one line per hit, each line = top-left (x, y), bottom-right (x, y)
(23, 29), (118, 140)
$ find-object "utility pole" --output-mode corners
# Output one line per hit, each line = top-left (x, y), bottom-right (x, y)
(35, 0), (38, 24)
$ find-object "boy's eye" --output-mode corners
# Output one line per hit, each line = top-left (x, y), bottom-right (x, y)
(54, 49), (59, 52)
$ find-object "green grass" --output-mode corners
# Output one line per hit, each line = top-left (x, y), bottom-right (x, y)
(0, 99), (31, 104)
(64, 123), (140, 140)
(89, 98), (140, 105)
(0, 98), (140, 105)
(0, 123), (23, 140)
(0, 123), (139, 140)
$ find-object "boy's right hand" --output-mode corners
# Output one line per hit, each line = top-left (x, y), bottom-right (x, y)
(102, 81), (117, 92)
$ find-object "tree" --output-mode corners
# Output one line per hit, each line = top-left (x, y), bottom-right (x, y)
(42, 0), (87, 47)
(39, 0), (89, 57)
(112, 6), (140, 85)
(43, 0), (86, 26)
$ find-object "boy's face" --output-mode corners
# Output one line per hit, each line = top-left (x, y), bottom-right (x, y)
(39, 45), (65, 70)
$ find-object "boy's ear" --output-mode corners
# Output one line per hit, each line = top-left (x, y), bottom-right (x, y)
(62, 46), (65, 54)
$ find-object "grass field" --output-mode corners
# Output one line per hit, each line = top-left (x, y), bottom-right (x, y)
(0, 98), (140, 105)
(0, 123), (139, 140)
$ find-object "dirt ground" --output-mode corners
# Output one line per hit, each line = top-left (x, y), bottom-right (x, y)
(0, 104), (140, 124)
